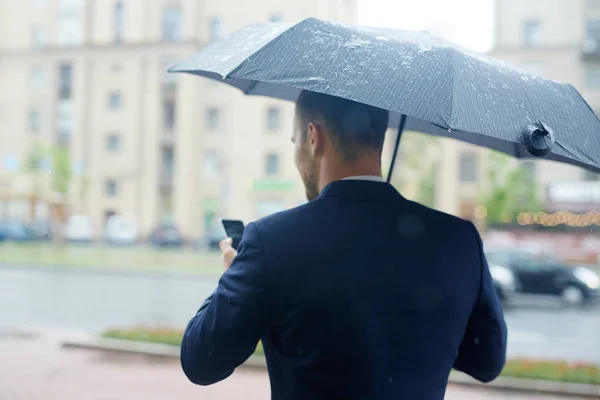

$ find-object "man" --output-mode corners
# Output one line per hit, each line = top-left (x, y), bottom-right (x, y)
(181, 91), (507, 399)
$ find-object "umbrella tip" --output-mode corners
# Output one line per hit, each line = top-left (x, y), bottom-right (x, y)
(522, 122), (555, 157)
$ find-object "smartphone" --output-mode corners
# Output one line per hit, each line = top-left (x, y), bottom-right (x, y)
(220, 219), (245, 250)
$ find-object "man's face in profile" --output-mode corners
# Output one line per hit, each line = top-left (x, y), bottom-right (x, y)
(293, 111), (319, 201)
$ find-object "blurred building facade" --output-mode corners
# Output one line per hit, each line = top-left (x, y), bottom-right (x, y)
(0, 0), (357, 238)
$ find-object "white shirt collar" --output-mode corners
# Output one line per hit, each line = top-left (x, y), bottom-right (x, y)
(342, 175), (386, 183)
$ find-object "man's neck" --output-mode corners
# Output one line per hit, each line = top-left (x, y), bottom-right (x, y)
(318, 164), (383, 193)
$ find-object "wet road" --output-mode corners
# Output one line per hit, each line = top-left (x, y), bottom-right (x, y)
(1, 265), (599, 363)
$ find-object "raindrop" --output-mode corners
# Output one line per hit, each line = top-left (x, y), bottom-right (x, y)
(474, 337), (480, 345)
(447, 128), (452, 133)
(388, 376), (393, 384)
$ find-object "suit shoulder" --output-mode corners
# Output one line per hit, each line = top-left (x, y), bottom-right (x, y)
(251, 200), (317, 231)
(406, 200), (475, 231)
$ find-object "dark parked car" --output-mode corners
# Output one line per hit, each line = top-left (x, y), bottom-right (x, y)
(486, 247), (599, 307)
(29, 221), (53, 241)
(149, 223), (184, 248)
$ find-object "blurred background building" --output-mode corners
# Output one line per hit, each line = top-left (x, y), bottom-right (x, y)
(0, 0), (357, 238)
(0, 0), (598, 241)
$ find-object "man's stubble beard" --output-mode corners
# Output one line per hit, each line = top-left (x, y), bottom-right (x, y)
(304, 160), (319, 202)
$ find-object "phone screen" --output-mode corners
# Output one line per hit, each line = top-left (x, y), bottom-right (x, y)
(221, 219), (245, 250)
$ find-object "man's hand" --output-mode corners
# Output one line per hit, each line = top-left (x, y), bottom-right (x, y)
(219, 238), (237, 270)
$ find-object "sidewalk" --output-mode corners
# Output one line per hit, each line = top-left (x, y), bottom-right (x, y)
(0, 336), (577, 400)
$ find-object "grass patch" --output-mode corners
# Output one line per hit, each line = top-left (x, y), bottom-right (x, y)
(501, 359), (600, 385)
(0, 243), (222, 275)
(102, 327), (600, 385)
(102, 327), (264, 356)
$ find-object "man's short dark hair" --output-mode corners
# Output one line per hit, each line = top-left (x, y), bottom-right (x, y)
(296, 90), (389, 163)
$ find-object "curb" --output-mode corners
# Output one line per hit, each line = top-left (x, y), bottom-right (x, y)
(60, 336), (600, 398)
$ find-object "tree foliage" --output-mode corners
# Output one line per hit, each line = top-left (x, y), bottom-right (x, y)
(386, 130), (440, 208)
(480, 152), (543, 225)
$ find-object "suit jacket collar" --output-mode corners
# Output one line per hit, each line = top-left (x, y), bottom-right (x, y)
(318, 180), (405, 202)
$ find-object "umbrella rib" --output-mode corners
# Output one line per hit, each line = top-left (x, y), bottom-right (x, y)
(386, 114), (407, 183)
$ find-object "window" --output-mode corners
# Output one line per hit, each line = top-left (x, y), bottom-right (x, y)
(108, 91), (122, 109)
(270, 14), (283, 22)
(164, 99), (176, 130)
(522, 20), (540, 47)
(584, 170), (599, 181)
(105, 179), (118, 197)
(56, 100), (73, 143)
(28, 109), (41, 133)
(30, 66), (45, 92)
(585, 64), (600, 88)
(161, 146), (175, 187)
(206, 108), (220, 132)
(32, 27), (46, 49)
(266, 107), (281, 132)
(265, 153), (280, 176)
(459, 152), (477, 182)
(114, 1), (124, 43)
(57, 19), (82, 46)
(106, 134), (121, 151)
(162, 6), (182, 42)
(585, 20), (600, 52)
(210, 17), (223, 41)
(58, 64), (73, 99)
(59, 0), (82, 17)
(203, 151), (220, 180)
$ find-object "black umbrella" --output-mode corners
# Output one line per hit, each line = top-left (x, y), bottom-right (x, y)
(170, 18), (600, 178)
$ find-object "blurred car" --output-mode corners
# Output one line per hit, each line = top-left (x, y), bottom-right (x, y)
(105, 215), (138, 245)
(206, 223), (227, 250)
(0, 220), (31, 242)
(488, 263), (518, 305)
(486, 247), (599, 307)
(64, 215), (94, 243)
(29, 220), (53, 241)
(149, 223), (184, 248)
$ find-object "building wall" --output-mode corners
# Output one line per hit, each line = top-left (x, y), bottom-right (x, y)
(0, 0), (356, 238)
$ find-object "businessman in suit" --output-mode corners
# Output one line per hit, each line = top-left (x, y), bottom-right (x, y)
(181, 90), (507, 400)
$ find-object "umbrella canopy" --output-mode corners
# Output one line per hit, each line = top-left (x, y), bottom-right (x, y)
(171, 18), (600, 174)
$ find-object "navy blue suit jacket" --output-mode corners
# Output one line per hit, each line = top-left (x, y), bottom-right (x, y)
(181, 180), (507, 400)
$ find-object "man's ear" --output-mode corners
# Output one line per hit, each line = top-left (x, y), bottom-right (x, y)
(307, 122), (325, 156)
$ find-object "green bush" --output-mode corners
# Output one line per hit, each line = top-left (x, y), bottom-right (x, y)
(102, 327), (600, 385)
